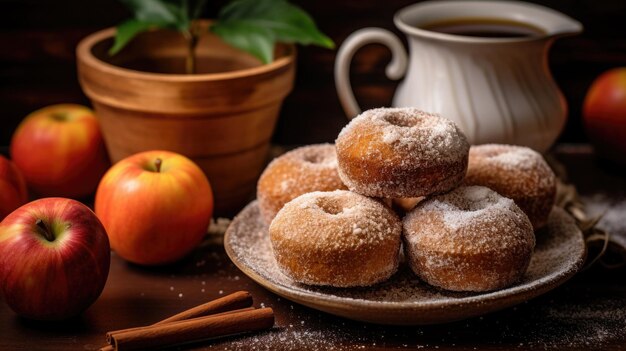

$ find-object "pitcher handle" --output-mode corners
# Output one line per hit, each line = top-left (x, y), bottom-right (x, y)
(334, 28), (408, 119)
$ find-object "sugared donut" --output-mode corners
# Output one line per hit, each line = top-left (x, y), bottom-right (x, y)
(403, 186), (535, 292)
(465, 144), (556, 230)
(270, 190), (402, 287)
(257, 144), (346, 224)
(335, 107), (469, 198)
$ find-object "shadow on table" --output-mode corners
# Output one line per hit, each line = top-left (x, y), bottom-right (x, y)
(120, 241), (229, 278)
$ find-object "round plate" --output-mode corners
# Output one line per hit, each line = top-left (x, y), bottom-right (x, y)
(224, 202), (586, 325)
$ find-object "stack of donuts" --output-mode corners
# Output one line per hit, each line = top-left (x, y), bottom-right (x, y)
(257, 107), (556, 292)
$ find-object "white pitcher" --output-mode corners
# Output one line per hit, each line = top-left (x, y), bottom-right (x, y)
(335, 0), (582, 152)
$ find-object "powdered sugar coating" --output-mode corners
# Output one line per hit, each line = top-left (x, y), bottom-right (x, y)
(225, 202), (585, 324)
(335, 107), (470, 198)
(403, 186), (535, 292)
(257, 144), (346, 224)
(269, 190), (402, 287)
(465, 144), (556, 230)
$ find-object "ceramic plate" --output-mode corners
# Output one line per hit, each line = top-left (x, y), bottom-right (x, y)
(224, 201), (586, 325)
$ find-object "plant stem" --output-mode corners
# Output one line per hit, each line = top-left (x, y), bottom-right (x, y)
(155, 158), (163, 173)
(183, 27), (200, 74)
(35, 219), (55, 242)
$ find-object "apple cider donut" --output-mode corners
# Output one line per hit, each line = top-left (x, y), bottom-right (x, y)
(269, 190), (402, 287)
(465, 144), (556, 230)
(403, 186), (535, 292)
(335, 107), (470, 198)
(257, 144), (346, 224)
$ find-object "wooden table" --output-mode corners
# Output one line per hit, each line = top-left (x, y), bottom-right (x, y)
(1, 144), (625, 350)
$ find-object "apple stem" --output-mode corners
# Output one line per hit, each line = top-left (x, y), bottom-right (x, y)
(35, 219), (55, 242)
(51, 112), (68, 122)
(155, 158), (162, 173)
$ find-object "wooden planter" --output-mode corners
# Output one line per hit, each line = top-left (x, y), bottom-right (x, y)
(76, 24), (295, 215)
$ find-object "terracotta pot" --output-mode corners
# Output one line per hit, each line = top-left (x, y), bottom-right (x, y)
(76, 23), (295, 216)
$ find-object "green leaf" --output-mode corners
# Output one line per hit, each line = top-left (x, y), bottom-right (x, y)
(212, 0), (334, 63)
(212, 22), (275, 64)
(111, 0), (194, 56)
(121, 0), (177, 23)
(109, 19), (156, 55)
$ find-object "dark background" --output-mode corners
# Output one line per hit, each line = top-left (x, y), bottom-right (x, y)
(1, 0), (626, 147)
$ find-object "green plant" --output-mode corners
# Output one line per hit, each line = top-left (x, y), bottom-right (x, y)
(111, 0), (334, 73)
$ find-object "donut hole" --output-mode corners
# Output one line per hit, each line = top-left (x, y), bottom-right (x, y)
(316, 197), (347, 215)
(483, 149), (507, 158)
(448, 187), (497, 213)
(383, 113), (418, 128)
(451, 200), (487, 213)
(302, 153), (326, 164)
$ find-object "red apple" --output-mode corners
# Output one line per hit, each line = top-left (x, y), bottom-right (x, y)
(10, 104), (110, 198)
(95, 150), (213, 265)
(583, 68), (626, 164)
(0, 155), (28, 220)
(0, 198), (110, 320)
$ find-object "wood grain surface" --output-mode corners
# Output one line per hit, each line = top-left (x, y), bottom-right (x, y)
(0, 145), (624, 350)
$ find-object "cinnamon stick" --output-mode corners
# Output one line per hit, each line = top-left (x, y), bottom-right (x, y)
(108, 307), (274, 351)
(102, 307), (254, 344)
(159, 290), (253, 323)
(100, 291), (253, 351)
